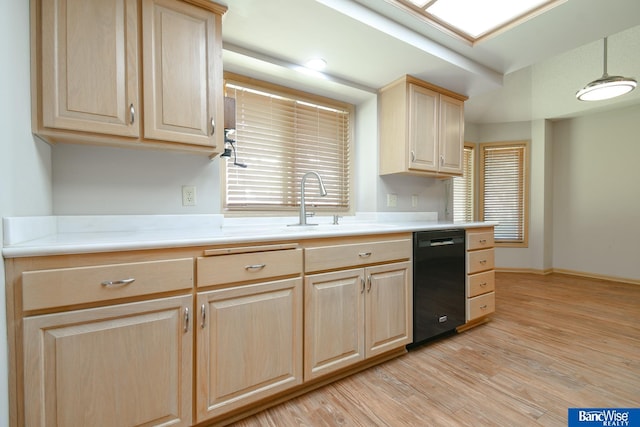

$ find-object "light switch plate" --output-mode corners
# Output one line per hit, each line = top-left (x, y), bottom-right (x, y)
(387, 193), (397, 207)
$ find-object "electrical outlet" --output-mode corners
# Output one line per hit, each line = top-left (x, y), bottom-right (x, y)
(387, 193), (397, 207)
(182, 185), (196, 206)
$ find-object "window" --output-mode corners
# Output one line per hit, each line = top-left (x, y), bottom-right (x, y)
(388, 0), (564, 43)
(222, 73), (353, 213)
(479, 141), (529, 246)
(453, 143), (474, 222)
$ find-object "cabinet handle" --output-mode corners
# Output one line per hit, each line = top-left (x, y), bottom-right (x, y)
(366, 275), (372, 292)
(129, 103), (135, 125)
(440, 155), (444, 166)
(358, 252), (372, 258)
(480, 282), (488, 287)
(361, 277), (365, 294)
(479, 260), (487, 265)
(245, 264), (266, 271)
(201, 304), (206, 329)
(184, 307), (190, 332)
(210, 117), (215, 136)
(101, 278), (135, 287)
(480, 304), (488, 310)
(410, 150), (416, 162)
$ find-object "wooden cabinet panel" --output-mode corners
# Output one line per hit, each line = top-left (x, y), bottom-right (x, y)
(40, 0), (140, 137)
(438, 95), (464, 175)
(197, 248), (302, 287)
(304, 269), (365, 380)
(467, 249), (495, 275)
(464, 226), (496, 325)
(466, 229), (495, 251)
(379, 75), (466, 177)
(22, 258), (193, 311)
(23, 294), (193, 427)
(408, 84), (438, 171)
(304, 258), (412, 380)
(365, 261), (413, 357)
(33, 0), (226, 155)
(196, 278), (303, 422)
(467, 292), (496, 320)
(304, 238), (411, 273)
(467, 270), (495, 298)
(142, 0), (222, 148)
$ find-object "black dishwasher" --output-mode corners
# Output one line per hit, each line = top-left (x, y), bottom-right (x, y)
(409, 229), (466, 349)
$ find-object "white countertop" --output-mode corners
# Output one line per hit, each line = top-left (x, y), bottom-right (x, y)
(2, 213), (496, 258)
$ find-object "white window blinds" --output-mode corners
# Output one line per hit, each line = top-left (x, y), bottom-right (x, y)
(223, 76), (352, 212)
(480, 142), (528, 245)
(453, 144), (474, 222)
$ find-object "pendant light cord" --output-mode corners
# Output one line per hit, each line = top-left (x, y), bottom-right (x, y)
(602, 37), (609, 77)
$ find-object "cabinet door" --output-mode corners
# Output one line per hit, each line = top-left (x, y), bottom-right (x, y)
(196, 278), (303, 422)
(408, 84), (438, 172)
(142, 0), (222, 148)
(40, 0), (139, 137)
(365, 261), (413, 357)
(304, 269), (365, 380)
(23, 295), (193, 427)
(438, 95), (464, 175)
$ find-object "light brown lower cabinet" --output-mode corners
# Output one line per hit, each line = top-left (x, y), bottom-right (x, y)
(22, 294), (193, 427)
(304, 260), (412, 380)
(195, 277), (303, 422)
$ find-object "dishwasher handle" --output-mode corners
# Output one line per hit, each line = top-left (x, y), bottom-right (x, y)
(430, 240), (455, 247)
(418, 236), (465, 248)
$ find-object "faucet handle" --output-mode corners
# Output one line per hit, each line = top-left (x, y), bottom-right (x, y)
(306, 211), (315, 218)
(333, 215), (342, 225)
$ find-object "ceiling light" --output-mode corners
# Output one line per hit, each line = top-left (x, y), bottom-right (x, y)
(304, 58), (327, 71)
(576, 37), (637, 102)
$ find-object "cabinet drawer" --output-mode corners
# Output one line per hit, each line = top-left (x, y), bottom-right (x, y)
(197, 248), (302, 287)
(304, 239), (411, 273)
(467, 292), (495, 321)
(467, 270), (495, 298)
(22, 258), (193, 311)
(466, 229), (494, 251)
(467, 249), (495, 274)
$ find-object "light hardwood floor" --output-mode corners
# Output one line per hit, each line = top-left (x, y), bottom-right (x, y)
(230, 272), (640, 426)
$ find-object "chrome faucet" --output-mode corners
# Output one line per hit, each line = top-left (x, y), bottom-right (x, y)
(292, 171), (327, 226)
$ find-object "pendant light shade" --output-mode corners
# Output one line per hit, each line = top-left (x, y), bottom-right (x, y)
(576, 37), (637, 101)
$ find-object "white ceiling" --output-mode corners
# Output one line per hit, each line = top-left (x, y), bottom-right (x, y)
(219, 0), (640, 123)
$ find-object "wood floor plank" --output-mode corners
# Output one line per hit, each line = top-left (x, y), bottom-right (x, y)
(229, 273), (640, 426)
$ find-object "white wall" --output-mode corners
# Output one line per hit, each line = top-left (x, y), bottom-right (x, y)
(0, 0), (54, 424)
(552, 104), (640, 282)
(52, 144), (220, 214)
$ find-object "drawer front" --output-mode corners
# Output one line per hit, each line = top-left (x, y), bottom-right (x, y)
(467, 270), (495, 298)
(466, 229), (495, 251)
(467, 249), (495, 274)
(467, 292), (495, 321)
(197, 248), (302, 287)
(22, 258), (194, 311)
(304, 239), (411, 273)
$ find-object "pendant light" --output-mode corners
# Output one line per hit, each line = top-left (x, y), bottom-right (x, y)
(576, 37), (637, 101)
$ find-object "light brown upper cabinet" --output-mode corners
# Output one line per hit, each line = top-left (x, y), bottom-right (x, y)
(31, 0), (226, 156)
(379, 75), (467, 177)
